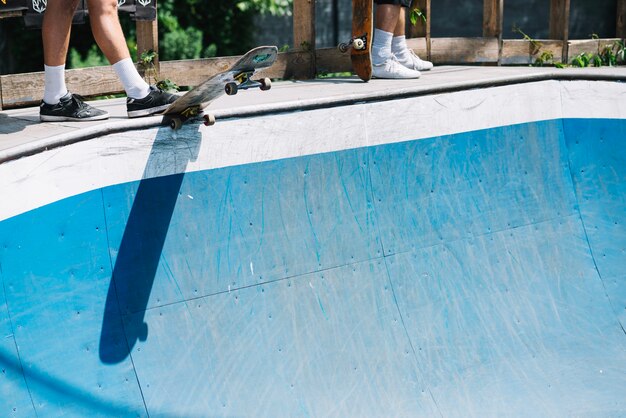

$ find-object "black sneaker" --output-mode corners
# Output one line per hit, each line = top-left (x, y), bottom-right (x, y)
(40, 92), (109, 122)
(126, 85), (178, 118)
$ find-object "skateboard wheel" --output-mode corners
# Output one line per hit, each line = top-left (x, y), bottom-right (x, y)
(170, 118), (182, 130)
(225, 82), (238, 96)
(260, 78), (272, 91)
(353, 38), (365, 50)
(203, 113), (216, 126)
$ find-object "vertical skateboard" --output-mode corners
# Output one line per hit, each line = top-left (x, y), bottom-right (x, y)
(339, 0), (374, 81)
(163, 46), (278, 130)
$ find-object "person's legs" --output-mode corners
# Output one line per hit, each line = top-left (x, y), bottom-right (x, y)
(393, 6), (406, 37)
(87, 0), (175, 117)
(40, 0), (109, 121)
(86, 0), (150, 99)
(371, 1), (420, 79)
(41, 0), (80, 104)
(390, 6), (434, 71)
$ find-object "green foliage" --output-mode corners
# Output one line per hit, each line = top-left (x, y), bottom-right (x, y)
(160, 26), (203, 61)
(137, 49), (179, 91)
(138, 49), (159, 85)
(598, 40), (626, 66)
(533, 50), (554, 67)
(69, 45), (108, 68)
(571, 52), (591, 67)
(156, 78), (179, 92)
(513, 28), (625, 69)
(570, 39), (626, 68)
(409, 8), (426, 26)
(236, 0), (291, 15)
(153, 0), (293, 61)
(317, 71), (353, 78)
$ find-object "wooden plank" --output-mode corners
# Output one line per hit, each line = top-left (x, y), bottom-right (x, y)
(405, 37), (428, 56)
(292, 0), (316, 79)
(501, 39), (563, 65)
(549, 0), (570, 61)
(0, 67), (124, 109)
(160, 52), (312, 86)
(483, 0), (503, 64)
(316, 48), (352, 75)
(0, 51), (309, 108)
(618, 0), (626, 38)
(430, 37), (499, 64)
(407, 0), (431, 59)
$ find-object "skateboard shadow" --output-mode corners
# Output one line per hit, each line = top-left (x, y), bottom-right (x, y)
(99, 124), (202, 365)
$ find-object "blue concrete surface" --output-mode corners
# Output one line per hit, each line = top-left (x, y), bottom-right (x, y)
(0, 118), (625, 416)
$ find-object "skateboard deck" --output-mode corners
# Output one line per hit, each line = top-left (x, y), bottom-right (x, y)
(163, 45), (278, 129)
(339, 0), (373, 81)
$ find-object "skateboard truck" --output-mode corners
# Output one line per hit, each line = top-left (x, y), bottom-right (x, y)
(225, 71), (272, 96)
(338, 34), (369, 53)
(168, 106), (216, 130)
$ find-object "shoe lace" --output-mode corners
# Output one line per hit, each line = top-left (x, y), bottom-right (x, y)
(407, 49), (423, 63)
(69, 93), (89, 110)
(385, 54), (404, 71)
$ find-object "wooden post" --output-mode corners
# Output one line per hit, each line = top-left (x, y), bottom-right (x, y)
(136, 19), (159, 70)
(550, 0), (570, 63)
(293, 0), (316, 79)
(617, 0), (626, 38)
(407, 0), (431, 60)
(483, 0), (503, 64)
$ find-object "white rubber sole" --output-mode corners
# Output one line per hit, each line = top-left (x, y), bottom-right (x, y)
(127, 104), (170, 119)
(40, 113), (110, 122)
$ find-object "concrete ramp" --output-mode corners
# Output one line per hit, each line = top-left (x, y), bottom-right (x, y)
(0, 79), (625, 417)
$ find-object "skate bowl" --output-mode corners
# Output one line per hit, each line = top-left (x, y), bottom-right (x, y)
(0, 78), (625, 417)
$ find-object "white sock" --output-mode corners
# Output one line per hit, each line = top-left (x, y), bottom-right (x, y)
(113, 58), (151, 99)
(372, 29), (393, 65)
(392, 35), (409, 56)
(43, 64), (68, 105)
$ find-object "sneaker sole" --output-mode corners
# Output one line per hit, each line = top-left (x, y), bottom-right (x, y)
(40, 113), (110, 122)
(372, 73), (421, 79)
(127, 104), (171, 119)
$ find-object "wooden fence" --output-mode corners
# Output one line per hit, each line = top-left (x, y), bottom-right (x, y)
(0, 0), (624, 110)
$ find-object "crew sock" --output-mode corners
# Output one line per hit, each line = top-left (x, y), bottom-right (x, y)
(391, 35), (409, 57)
(372, 29), (393, 66)
(113, 57), (151, 100)
(43, 64), (68, 105)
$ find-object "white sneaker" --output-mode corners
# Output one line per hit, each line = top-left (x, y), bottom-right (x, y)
(397, 50), (434, 71)
(372, 56), (421, 79)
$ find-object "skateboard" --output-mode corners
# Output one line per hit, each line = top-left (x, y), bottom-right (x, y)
(338, 0), (373, 81)
(163, 45), (278, 130)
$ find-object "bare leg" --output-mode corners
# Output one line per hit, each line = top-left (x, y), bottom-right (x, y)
(393, 7), (406, 37)
(42, 0), (80, 66)
(390, 6), (434, 72)
(375, 4), (401, 32)
(86, 0), (130, 65)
